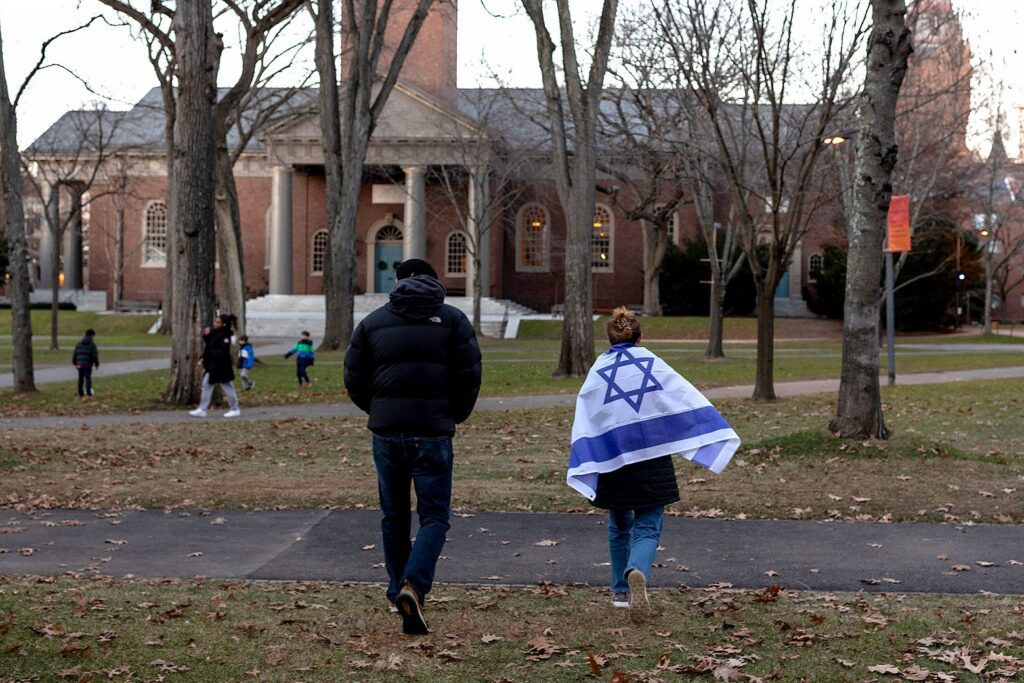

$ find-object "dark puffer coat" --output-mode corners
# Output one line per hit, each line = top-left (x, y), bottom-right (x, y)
(591, 455), (680, 510)
(343, 275), (482, 436)
(202, 326), (235, 384)
(72, 336), (99, 368)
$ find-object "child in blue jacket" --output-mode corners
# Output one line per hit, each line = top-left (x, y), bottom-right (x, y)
(284, 331), (315, 387)
(237, 336), (256, 390)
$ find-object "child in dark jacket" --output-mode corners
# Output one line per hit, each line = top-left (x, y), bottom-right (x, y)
(72, 329), (100, 398)
(284, 331), (315, 387)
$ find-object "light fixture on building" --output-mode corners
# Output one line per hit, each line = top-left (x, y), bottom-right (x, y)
(823, 135), (846, 145)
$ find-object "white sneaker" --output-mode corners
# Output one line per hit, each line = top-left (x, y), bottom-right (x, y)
(223, 409), (241, 418)
(189, 409), (207, 417)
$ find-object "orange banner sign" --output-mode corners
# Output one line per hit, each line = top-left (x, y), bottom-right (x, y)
(887, 194), (911, 252)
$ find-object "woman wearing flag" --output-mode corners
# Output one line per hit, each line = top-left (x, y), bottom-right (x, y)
(567, 307), (740, 623)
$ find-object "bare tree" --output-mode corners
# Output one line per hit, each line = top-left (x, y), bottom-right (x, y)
(521, 0), (618, 377)
(975, 132), (1024, 334)
(212, 0), (309, 337)
(0, 21), (34, 392)
(0, 15), (107, 391)
(830, 0), (913, 440)
(24, 106), (121, 349)
(424, 88), (534, 332)
(94, 153), (145, 309)
(164, 1), (222, 404)
(661, 0), (866, 399)
(315, 0), (437, 351)
(98, 0), (177, 334)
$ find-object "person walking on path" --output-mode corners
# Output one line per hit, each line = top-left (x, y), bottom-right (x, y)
(344, 258), (482, 635)
(237, 336), (256, 391)
(568, 307), (741, 623)
(71, 329), (100, 399)
(284, 331), (315, 387)
(189, 314), (241, 418)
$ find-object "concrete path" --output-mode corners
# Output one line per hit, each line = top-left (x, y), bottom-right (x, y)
(1, 508), (1021, 595)
(0, 342), (290, 390)
(2, 364), (1022, 430)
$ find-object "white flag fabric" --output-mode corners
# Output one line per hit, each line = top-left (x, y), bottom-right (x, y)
(567, 343), (741, 501)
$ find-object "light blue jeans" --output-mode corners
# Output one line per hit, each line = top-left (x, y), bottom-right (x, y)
(608, 506), (665, 593)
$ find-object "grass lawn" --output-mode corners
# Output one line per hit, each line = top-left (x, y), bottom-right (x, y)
(0, 311), (163, 344)
(1, 379), (1021, 524)
(1, 576), (1023, 681)
(3, 334), (1024, 417)
(518, 315), (846, 340)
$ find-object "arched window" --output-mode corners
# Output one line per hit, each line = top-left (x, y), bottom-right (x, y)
(311, 230), (328, 275)
(376, 223), (403, 242)
(446, 231), (468, 276)
(592, 204), (613, 270)
(516, 203), (549, 272)
(143, 201), (167, 266)
(808, 253), (823, 280)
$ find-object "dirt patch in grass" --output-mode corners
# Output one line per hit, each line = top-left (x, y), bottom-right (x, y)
(2, 576), (1024, 681)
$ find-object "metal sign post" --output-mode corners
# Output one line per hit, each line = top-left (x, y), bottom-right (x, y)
(886, 195), (911, 386)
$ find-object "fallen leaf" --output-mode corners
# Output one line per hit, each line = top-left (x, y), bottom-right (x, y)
(867, 664), (901, 675)
(533, 539), (559, 547)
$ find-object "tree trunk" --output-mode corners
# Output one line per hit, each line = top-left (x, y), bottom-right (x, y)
(0, 22), (35, 392)
(830, 0), (911, 439)
(753, 286), (776, 400)
(315, 0), (347, 351)
(113, 201), (124, 308)
(164, 0), (221, 405)
(157, 86), (176, 335)
(557, 179), (596, 377)
(641, 219), (665, 317)
(982, 250), (993, 335)
(214, 145), (245, 335)
(47, 186), (60, 350)
(705, 280), (726, 358)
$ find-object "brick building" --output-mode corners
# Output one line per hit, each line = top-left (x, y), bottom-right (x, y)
(20, 0), (1014, 328)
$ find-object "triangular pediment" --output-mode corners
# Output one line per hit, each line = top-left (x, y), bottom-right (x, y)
(264, 80), (481, 144)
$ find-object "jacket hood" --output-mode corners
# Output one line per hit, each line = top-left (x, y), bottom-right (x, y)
(387, 274), (446, 319)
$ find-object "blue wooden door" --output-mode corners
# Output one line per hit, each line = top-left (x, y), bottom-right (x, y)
(374, 243), (404, 292)
(774, 270), (791, 299)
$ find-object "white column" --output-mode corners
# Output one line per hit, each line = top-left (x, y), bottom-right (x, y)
(789, 239), (803, 299)
(467, 165), (490, 297)
(64, 185), (84, 290)
(269, 165), (293, 295)
(38, 184), (58, 289)
(402, 165), (426, 259)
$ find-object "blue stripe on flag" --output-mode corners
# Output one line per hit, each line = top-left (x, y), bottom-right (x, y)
(569, 406), (730, 467)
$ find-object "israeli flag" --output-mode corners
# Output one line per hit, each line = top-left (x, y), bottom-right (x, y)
(567, 343), (741, 501)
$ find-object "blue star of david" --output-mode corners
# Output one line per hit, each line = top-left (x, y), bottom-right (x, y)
(596, 348), (663, 413)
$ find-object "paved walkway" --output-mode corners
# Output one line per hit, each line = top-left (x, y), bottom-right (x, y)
(1, 508), (1021, 595)
(0, 341), (290, 390)
(1, 364), (1022, 430)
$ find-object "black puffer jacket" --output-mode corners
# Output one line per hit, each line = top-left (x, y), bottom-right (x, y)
(201, 327), (235, 384)
(591, 455), (680, 510)
(71, 337), (99, 368)
(344, 275), (482, 436)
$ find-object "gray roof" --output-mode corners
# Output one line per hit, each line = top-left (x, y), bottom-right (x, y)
(26, 87), (317, 155)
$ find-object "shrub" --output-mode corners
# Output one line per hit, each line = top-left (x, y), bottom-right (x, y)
(659, 238), (756, 316)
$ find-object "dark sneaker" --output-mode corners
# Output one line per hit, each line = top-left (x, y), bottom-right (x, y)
(627, 570), (650, 623)
(395, 582), (428, 635)
(612, 592), (629, 608)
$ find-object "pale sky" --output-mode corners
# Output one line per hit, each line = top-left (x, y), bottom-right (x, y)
(1, 0), (1021, 154)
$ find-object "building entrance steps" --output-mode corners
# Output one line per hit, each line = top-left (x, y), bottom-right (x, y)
(245, 294), (537, 338)
(3, 508), (1024, 595)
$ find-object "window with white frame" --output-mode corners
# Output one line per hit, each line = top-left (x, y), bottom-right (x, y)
(143, 201), (167, 266)
(592, 204), (613, 270)
(446, 231), (468, 276)
(311, 230), (328, 275)
(808, 253), (824, 280)
(516, 204), (549, 271)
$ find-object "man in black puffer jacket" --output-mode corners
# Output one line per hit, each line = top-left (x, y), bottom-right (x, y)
(344, 258), (481, 635)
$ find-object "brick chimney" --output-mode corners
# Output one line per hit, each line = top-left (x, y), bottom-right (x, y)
(344, 1), (457, 107)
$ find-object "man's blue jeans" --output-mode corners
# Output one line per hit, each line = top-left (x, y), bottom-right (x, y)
(607, 506), (665, 593)
(372, 433), (453, 604)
